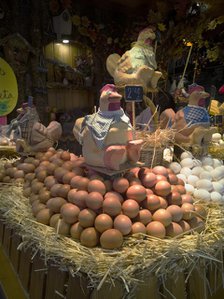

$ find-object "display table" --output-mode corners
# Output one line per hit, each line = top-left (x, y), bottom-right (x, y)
(0, 185), (224, 299)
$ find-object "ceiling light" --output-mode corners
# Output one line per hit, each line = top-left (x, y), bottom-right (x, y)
(62, 39), (69, 44)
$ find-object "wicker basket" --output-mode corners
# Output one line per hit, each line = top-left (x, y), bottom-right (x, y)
(139, 146), (165, 167)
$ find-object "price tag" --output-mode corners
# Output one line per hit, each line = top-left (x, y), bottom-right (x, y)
(124, 85), (143, 102)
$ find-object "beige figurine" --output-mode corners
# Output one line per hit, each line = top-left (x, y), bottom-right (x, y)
(173, 84), (217, 150)
(106, 27), (162, 92)
(73, 84), (143, 170)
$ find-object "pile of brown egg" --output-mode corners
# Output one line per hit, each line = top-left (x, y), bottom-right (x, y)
(0, 148), (207, 249)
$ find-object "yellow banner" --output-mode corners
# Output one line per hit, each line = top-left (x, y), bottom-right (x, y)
(0, 57), (18, 116)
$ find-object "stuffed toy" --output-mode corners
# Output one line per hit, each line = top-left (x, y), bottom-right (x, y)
(173, 83), (217, 147)
(73, 84), (143, 170)
(7, 102), (62, 153)
(106, 27), (162, 92)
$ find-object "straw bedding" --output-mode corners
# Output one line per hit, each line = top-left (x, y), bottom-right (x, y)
(0, 181), (224, 297)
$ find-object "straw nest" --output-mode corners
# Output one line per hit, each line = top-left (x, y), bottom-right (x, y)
(208, 145), (224, 160)
(1, 182), (224, 297)
(136, 128), (175, 150)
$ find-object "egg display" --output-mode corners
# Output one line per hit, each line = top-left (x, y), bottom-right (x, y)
(169, 151), (224, 203)
(0, 149), (207, 249)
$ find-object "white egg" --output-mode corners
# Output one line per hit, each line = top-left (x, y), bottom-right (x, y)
(202, 156), (213, 167)
(211, 167), (224, 181)
(219, 140), (224, 145)
(203, 165), (214, 172)
(193, 159), (202, 167)
(177, 173), (187, 183)
(191, 166), (204, 176)
(180, 167), (192, 177)
(185, 184), (195, 194)
(212, 182), (224, 194)
(180, 158), (194, 169)
(212, 133), (222, 142)
(196, 179), (213, 192)
(180, 151), (193, 160)
(218, 178), (224, 185)
(222, 195), (224, 201)
(199, 171), (212, 180)
(194, 189), (211, 201)
(187, 175), (199, 187)
(210, 191), (222, 202)
(213, 159), (222, 168)
(169, 162), (181, 174)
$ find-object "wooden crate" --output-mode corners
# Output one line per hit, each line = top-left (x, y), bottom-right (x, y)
(45, 265), (68, 299)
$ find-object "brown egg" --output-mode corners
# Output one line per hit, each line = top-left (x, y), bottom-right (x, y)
(36, 170), (47, 182)
(54, 167), (67, 183)
(146, 221), (166, 239)
(49, 213), (61, 228)
(46, 197), (67, 213)
(122, 199), (139, 218)
(72, 167), (85, 177)
(176, 185), (186, 195)
(60, 203), (80, 224)
(126, 185), (147, 203)
(2, 175), (11, 183)
(129, 177), (142, 186)
(156, 174), (168, 182)
(167, 191), (182, 206)
(152, 166), (168, 177)
(194, 205), (207, 219)
(135, 209), (152, 225)
(146, 194), (161, 211)
(146, 188), (153, 195)
(112, 177), (129, 193)
(36, 208), (52, 225)
(18, 163), (35, 173)
(85, 192), (104, 210)
(70, 175), (82, 189)
(158, 196), (168, 209)
(70, 222), (84, 239)
(100, 229), (123, 249)
(70, 153), (78, 161)
(178, 220), (191, 232)
(141, 172), (157, 188)
(181, 203), (195, 220)
(181, 194), (193, 204)
(15, 178), (24, 185)
(62, 172), (76, 184)
(62, 161), (74, 171)
(152, 209), (172, 227)
(68, 189), (87, 209)
(51, 158), (64, 167)
(14, 170), (25, 179)
(138, 167), (151, 180)
(177, 178), (185, 186)
(166, 222), (183, 237)
(39, 160), (50, 168)
(78, 208), (97, 227)
(57, 184), (70, 198)
(187, 216), (205, 232)
(23, 187), (32, 198)
(32, 182), (44, 194)
(166, 205), (183, 222)
(103, 197), (122, 216)
(55, 219), (71, 236)
(155, 181), (171, 197)
(80, 227), (99, 247)
(131, 222), (146, 235)
(61, 151), (71, 161)
(104, 191), (124, 203)
(94, 214), (113, 233)
(114, 214), (132, 235)
(32, 202), (46, 216)
(88, 179), (106, 195)
(39, 189), (51, 204)
(44, 176), (57, 190)
(25, 173), (36, 182)
(50, 183), (64, 197)
(168, 173), (179, 185)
